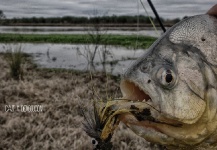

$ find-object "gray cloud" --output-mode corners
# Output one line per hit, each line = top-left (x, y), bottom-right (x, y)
(0, 0), (216, 19)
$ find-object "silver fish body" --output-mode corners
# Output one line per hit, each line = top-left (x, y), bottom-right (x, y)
(120, 14), (217, 149)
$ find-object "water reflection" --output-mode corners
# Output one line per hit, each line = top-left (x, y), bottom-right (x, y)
(0, 43), (146, 75)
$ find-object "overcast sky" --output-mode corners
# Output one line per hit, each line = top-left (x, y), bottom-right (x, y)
(0, 0), (216, 19)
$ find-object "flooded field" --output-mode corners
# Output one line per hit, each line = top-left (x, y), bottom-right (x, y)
(0, 43), (146, 75)
(0, 26), (161, 37)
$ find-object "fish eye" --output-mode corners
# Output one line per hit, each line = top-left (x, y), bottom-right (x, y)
(92, 138), (98, 146)
(156, 68), (177, 88)
(165, 70), (173, 83)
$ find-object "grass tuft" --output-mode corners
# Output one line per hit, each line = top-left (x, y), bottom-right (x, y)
(6, 46), (24, 80)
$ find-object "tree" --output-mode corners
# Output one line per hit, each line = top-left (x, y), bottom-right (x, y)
(0, 10), (6, 19)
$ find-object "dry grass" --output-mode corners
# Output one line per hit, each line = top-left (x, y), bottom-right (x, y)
(0, 54), (157, 150)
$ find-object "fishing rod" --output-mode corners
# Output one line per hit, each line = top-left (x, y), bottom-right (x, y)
(147, 0), (166, 32)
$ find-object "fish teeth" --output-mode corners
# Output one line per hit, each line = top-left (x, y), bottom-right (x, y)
(142, 99), (151, 102)
(138, 86), (143, 91)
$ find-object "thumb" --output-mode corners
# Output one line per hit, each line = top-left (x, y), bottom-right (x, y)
(207, 4), (217, 16)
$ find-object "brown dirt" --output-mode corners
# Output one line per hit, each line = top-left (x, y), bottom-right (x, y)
(0, 55), (158, 150)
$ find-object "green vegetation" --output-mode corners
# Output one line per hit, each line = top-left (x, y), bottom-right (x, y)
(0, 34), (156, 49)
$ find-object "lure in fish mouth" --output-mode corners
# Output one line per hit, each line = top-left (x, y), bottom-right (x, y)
(82, 14), (217, 149)
(81, 99), (158, 149)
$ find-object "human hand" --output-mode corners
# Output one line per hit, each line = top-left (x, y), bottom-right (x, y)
(207, 4), (217, 16)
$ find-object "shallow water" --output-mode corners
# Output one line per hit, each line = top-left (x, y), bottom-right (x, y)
(0, 26), (161, 37)
(0, 43), (146, 75)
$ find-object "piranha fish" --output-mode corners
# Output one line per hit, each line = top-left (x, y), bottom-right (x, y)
(120, 14), (217, 149)
(82, 14), (217, 149)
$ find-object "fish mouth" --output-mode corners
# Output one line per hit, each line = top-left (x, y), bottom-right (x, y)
(120, 79), (152, 102)
(119, 80), (208, 146)
(120, 79), (183, 128)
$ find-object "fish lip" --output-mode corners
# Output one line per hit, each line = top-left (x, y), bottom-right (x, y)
(120, 79), (183, 128)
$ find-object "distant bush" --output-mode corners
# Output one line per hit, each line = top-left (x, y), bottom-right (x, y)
(1, 15), (180, 25)
(0, 10), (5, 19)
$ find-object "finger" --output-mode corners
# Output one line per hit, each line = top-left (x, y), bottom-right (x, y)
(207, 4), (217, 16)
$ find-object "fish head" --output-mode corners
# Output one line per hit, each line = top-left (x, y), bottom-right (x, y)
(120, 14), (217, 147)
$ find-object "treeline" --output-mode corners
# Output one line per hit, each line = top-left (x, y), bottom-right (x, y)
(1, 15), (180, 25)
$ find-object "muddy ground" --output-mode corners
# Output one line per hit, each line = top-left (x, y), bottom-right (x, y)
(0, 54), (159, 150)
